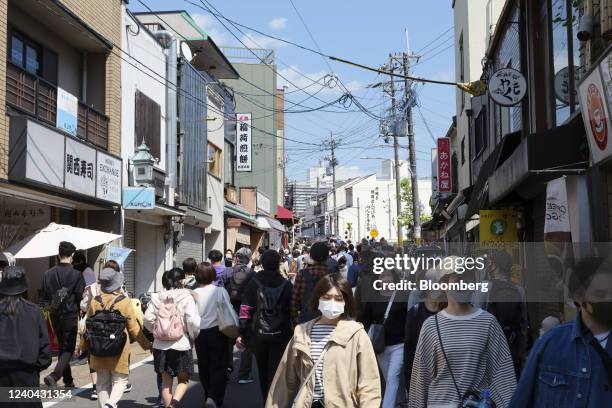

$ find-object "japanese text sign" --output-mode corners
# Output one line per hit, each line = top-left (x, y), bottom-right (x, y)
(488, 68), (527, 106)
(236, 113), (252, 172)
(437, 138), (452, 193)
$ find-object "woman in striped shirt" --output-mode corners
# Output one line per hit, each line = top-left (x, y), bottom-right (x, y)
(409, 257), (517, 408)
(266, 274), (381, 408)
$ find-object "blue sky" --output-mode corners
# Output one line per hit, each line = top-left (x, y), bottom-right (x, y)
(129, 0), (455, 182)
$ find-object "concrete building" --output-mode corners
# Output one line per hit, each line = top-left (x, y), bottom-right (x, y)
(0, 0), (123, 298)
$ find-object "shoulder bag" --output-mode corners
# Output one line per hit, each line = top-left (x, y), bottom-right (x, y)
(292, 342), (330, 407)
(367, 290), (396, 354)
(217, 287), (239, 338)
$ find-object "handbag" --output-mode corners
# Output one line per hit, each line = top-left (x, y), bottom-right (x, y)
(216, 287), (239, 338)
(292, 342), (330, 407)
(367, 290), (396, 354)
(434, 314), (493, 408)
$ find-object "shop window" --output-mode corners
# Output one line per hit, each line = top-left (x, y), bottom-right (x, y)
(208, 142), (222, 178)
(134, 90), (161, 160)
(9, 30), (41, 76)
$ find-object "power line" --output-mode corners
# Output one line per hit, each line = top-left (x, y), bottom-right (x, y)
(414, 26), (453, 54)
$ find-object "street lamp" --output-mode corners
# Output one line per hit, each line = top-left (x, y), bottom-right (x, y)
(131, 140), (156, 187)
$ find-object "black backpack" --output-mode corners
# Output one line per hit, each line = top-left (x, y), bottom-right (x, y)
(228, 265), (252, 304)
(485, 280), (524, 344)
(298, 269), (323, 324)
(251, 277), (289, 341)
(49, 272), (76, 315)
(86, 295), (128, 357)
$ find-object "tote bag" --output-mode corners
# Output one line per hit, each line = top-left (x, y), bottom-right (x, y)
(217, 287), (239, 338)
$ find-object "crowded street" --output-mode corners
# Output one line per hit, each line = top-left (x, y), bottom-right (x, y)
(0, 0), (612, 407)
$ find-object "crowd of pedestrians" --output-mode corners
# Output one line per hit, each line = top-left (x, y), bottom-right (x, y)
(0, 238), (610, 407)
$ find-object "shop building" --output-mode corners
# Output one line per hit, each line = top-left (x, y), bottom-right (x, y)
(0, 0), (123, 298)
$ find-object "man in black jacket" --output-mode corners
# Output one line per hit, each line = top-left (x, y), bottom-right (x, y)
(41, 241), (85, 388)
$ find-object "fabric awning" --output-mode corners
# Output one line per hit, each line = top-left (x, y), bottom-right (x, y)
(276, 205), (293, 220)
(257, 216), (286, 232)
(224, 202), (257, 224)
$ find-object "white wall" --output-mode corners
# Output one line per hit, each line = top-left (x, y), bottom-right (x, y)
(453, 0), (504, 190)
(121, 8), (167, 184)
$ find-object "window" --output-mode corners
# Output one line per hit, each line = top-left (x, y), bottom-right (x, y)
(474, 107), (488, 155)
(208, 142), (222, 178)
(134, 90), (161, 159)
(459, 32), (465, 111)
(9, 30), (41, 75)
(224, 140), (234, 185)
(461, 137), (466, 165)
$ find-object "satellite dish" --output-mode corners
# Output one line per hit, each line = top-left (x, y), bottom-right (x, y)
(180, 42), (193, 61)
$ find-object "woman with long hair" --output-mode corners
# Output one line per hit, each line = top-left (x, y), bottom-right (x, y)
(266, 275), (381, 408)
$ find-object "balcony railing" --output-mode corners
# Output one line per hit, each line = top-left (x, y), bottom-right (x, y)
(6, 62), (109, 150)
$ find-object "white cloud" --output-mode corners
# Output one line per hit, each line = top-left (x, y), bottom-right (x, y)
(268, 17), (288, 30)
(192, 13), (233, 46)
(276, 65), (365, 98)
(239, 32), (287, 50)
(335, 166), (368, 180)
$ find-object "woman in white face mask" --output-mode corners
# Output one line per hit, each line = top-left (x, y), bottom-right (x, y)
(266, 274), (381, 408)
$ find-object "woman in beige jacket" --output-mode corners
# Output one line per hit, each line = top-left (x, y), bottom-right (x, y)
(266, 274), (381, 408)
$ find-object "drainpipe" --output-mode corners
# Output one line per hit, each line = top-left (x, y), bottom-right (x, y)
(81, 51), (88, 102)
(154, 31), (178, 207)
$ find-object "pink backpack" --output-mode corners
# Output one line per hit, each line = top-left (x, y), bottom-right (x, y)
(153, 296), (184, 341)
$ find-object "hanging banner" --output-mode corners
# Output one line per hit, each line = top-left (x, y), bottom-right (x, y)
(56, 87), (78, 136)
(96, 152), (122, 204)
(236, 113), (252, 172)
(431, 148), (439, 198)
(106, 245), (133, 267)
(480, 209), (518, 245)
(544, 177), (572, 245)
(437, 138), (452, 193)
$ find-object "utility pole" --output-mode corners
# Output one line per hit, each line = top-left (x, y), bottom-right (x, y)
(326, 132), (339, 237)
(386, 54), (403, 249)
(402, 51), (421, 245)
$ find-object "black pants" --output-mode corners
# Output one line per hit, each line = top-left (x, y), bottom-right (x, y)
(194, 327), (228, 405)
(253, 339), (288, 401)
(238, 345), (254, 380)
(0, 368), (42, 408)
(51, 314), (77, 384)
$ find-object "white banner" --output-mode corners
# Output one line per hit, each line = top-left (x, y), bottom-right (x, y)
(106, 245), (133, 267)
(96, 152), (122, 204)
(236, 113), (252, 172)
(544, 177), (571, 234)
(56, 87), (78, 136)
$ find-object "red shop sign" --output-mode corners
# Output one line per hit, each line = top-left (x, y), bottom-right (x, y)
(437, 137), (452, 193)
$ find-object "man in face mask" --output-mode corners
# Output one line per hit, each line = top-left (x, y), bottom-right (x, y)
(510, 257), (612, 407)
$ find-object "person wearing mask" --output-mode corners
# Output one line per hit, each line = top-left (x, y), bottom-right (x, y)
(361, 269), (408, 408)
(473, 250), (527, 377)
(266, 274), (381, 408)
(510, 257), (612, 408)
(236, 250), (293, 401)
(409, 257), (516, 408)
(403, 268), (445, 397)
(208, 250), (225, 287)
(225, 250), (234, 268)
(251, 251), (263, 272)
(182, 258), (198, 290)
(41, 241), (85, 388)
(194, 262), (232, 408)
(78, 268), (151, 408)
(222, 247), (256, 384)
(0, 266), (51, 408)
(298, 247), (310, 271)
(144, 268), (200, 408)
(291, 242), (336, 326)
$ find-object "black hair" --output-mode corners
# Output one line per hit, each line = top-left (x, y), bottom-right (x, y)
(208, 249), (223, 263)
(348, 244), (354, 251)
(568, 257), (608, 300)
(73, 249), (87, 265)
(182, 258), (198, 275)
(162, 267), (185, 290)
(0, 294), (27, 316)
(58, 241), (76, 258)
(103, 260), (121, 273)
(261, 249), (281, 271)
(310, 242), (329, 262)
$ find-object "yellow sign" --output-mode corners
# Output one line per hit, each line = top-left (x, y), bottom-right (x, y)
(370, 228), (379, 238)
(479, 209), (518, 245)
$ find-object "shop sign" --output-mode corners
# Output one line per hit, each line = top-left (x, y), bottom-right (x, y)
(488, 68), (527, 106)
(96, 152), (122, 204)
(122, 187), (155, 210)
(437, 138), (452, 193)
(554, 66), (580, 105)
(65, 137), (96, 197)
(578, 64), (612, 164)
(106, 245), (133, 267)
(56, 87), (78, 136)
(431, 148), (439, 199)
(479, 209), (518, 245)
(236, 113), (252, 172)
(544, 178), (571, 234)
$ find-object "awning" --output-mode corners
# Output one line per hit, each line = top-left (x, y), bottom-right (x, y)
(179, 206), (212, 227)
(125, 204), (186, 226)
(465, 131), (521, 220)
(488, 120), (588, 204)
(257, 216), (286, 232)
(276, 205), (293, 220)
(224, 202), (257, 224)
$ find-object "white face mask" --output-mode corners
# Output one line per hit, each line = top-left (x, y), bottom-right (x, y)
(318, 299), (345, 320)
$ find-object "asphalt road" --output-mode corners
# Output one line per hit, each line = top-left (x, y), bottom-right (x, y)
(46, 350), (264, 408)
